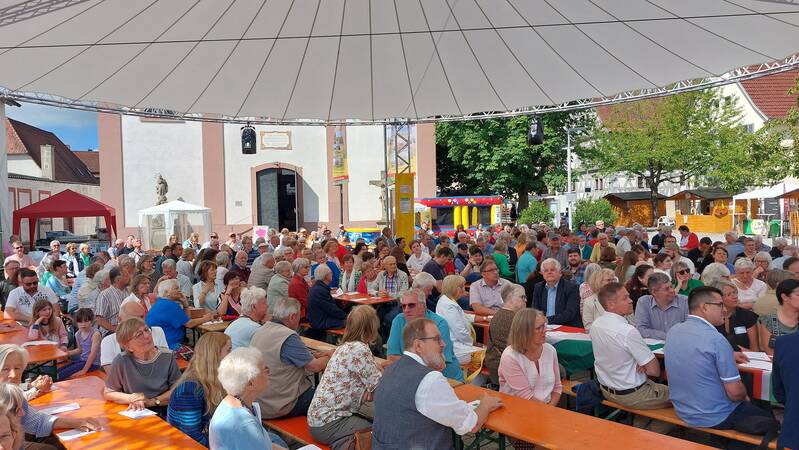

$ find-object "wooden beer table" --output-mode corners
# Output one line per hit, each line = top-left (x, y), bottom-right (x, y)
(454, 384), (713, 450)
(30, 376), (205, 449)
(0, 320), (68, 379)
(198, 320), (231, 333)
(333, 292), (397, 306)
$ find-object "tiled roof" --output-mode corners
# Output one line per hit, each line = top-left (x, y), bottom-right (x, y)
(4, 118), (98, 185)
(739, 69), (799, 119)
(73, 151), (100, 175)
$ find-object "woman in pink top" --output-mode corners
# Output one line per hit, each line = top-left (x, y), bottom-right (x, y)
(498, 308), (562, 405)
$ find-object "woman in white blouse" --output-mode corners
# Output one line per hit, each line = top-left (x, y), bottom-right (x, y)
(498, 308), (562, 405)
(733, 258), (767, 309)
(435, 275), (473, 364)
(406, 240), (432, 275)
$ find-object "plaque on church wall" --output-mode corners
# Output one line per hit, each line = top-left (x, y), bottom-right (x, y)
(259, 131), (292, 150)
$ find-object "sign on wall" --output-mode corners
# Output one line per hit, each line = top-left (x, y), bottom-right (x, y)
(259, 131), (292, 150)
(394, 173), (415, 245)
(332, 126), (348, 185)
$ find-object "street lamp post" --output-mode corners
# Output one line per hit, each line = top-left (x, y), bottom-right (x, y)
(564, 127), (587, 230)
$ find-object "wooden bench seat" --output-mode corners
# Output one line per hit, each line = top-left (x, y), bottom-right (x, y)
(264, 415), (330, 450)
(561, 380), (777, 449)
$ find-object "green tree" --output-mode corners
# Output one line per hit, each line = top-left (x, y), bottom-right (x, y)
(581, 90), (783, 226)
(436, 110), (595, 210)
(572, 198), (618, 227)
(517, 202), (554, 225)
(762, 77), (799, 177)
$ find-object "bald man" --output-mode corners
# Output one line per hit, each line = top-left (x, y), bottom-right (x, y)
(100, 301), (169, 369)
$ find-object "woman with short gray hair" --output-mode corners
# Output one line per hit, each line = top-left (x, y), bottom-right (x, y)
(733, 258), (767, 308)
(209, 347), (287, 449)
(700, 262), (731, 286)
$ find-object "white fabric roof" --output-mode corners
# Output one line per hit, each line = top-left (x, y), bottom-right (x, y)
(1, 0), (799, 123)
(138, 200), (210, 214)
(733, 182), (799, 200)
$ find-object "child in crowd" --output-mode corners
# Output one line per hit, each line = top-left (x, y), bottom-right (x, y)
(27, 299), (68, 351)
(59, 308), (102, 379)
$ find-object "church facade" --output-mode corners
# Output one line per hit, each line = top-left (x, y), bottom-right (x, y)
(97, 113), (436, 237)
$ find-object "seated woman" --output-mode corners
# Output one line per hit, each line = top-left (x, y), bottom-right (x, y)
(147, 279), (213, 349)
(136, 254), (160, 291)
(484, 284), (526, 386)
(712, 281), (759, 352)
(498, 308), (562, 404)
(0, 382), (24, 450)
(168, 332), (231, 445)
(193, 260), (220, 311)
(338, 254), (359, 292)
(758, 278), (799, 356)
(0, 344), (100, 442)
(625, 264), (653, 310)
(356, 260), (379, 296)
(45, 260), (70, 299)
(672, 260), (703, 297)
(733, 258), (767, 309)
(288, 258), (311, 320)
(27, 299), (68, 351)
(308, 306), (382, 446)
(581, 268), (624, 330)
(209, 347), (288, 450)
(435, 275), (474, 365)
(217, 272), (243, 317)
(406, 240), (431, 275)
(123, 274), (153, 312)
(104, 317), (182, 415)
(578, 263), (602, 301)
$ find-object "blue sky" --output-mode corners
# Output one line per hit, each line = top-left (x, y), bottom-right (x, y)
(6, 102), (98, 151)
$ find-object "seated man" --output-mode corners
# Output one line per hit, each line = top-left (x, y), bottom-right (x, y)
(156, 259), (193, 300)
(589, 233), (615, 263)
(227, 250), (251, 283)
(225, 286), (268, 349)
(251, 297), (334, 419)
(307, 264), (347, 330)
(248, 252), (275, 290)
(468, 260), (509, 315)
(634, 272), (688, 339)
(373, 317), (502, 450)
(145, 279), (213, 349)
(590, 282), (670, 409)
(95, 267), (130, 335)
(4, 268), (59, 324)
(368, 256), (409, 298)
(515, 241), (538, 284)
(531, 258), (582, 327)
(101, 301), (169, 370)
(665, 287), (771, 432)
(387, 289), (464, 382)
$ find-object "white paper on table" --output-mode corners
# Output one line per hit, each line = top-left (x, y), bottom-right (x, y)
(643, 338), (665, 346)
(39, 402), (80, 415)
(203, 319), (224, 325)
(743, 351), (771, 362)
(297, 446), (323, 450)
(349, 297), (369, 303)
(739, 360), (773, 371)
(57, 429), (96, 441)
(465, 314), (476, 323)
(118, 408), (158, 419)
(21, 340), (55, 347)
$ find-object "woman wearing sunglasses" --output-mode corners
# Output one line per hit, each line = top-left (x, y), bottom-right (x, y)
(672, 261), (703, 297)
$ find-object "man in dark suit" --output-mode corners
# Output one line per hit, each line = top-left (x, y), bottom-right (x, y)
(773, 330), (799, 450)
(531, 258), (582, 327)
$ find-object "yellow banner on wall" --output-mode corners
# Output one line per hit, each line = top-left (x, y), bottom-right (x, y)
(332, 126), (348, 185)
(394, 173), (415, 245)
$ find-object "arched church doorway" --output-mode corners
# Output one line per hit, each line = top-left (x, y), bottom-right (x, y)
(255, 167), (298, 231)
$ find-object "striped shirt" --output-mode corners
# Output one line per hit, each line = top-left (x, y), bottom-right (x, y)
(22, 399), (57, 438)
(168, 379), (210, 445)
(95, 286), (127, 334)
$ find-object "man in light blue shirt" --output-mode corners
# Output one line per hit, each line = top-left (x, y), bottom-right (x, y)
(634, 273), (688, 339)
(545, 284), (557, 317)
(387, 289), (464, 382)
(665, 286), (770, 430)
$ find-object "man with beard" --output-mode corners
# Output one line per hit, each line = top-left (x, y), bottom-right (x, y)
(372, 317), (502, 450)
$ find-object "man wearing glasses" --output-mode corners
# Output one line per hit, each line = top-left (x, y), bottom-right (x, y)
(665, 287), (769, 433)
(634, 272), (688, 340)
(373, 318), (502, 450)
(3, 241), (35, 270)
(385, 289), (464, 382)
(4, 268), (59, 324)
(590, 283), (670, 410)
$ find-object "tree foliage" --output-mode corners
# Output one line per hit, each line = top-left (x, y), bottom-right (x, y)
(572, 198), (618, 228)
(581, 90), (784, 225)
(517, 202), (554, 226)
(762, 77), (799, 176)
(436, 110), (595, 210)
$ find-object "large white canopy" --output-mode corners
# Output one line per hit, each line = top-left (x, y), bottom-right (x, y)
(733, 182), (799, 201)
(138, 200), (212, 249)
(1, 0), (799, 123)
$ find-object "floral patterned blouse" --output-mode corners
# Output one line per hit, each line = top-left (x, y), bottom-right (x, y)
(307, 341), (382, 427)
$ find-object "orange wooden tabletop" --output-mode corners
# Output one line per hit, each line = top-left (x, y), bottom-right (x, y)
(335, 293), (396, 306)
(0, 320), (68, 364)
(454, 384), (714, 450)
(30, 376), (205, 450)
(198, 320), (231, 333)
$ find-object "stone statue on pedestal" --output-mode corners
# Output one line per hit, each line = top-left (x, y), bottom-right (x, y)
(156, 174), (168, 205)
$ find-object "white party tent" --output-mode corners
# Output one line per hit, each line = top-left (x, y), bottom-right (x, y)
(0, 0), (798, 124)
(138, 200), (212, 249)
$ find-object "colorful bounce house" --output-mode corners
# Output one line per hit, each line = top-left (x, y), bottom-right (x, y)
(416, 196), (504, 237)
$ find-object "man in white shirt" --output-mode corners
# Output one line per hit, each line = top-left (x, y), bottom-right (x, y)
(372, 318), (502, 449)
(100, 301), (168, 369)
(4, 268), (60, 324)
(590, 282), (670, 409)
(615, 228), (632, 257)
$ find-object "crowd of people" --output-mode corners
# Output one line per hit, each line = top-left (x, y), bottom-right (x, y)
(0, 220), (795, 449)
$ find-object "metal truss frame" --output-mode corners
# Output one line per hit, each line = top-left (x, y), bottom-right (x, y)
(0, 0), (91, 27)
(1, 54), (798, 125)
